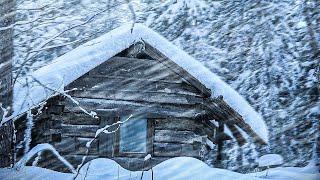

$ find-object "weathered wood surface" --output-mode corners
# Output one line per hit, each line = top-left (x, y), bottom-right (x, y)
(76, 137), (99, 155)
(154, 118), (205, 134)
(53, 137), (76, 154)
(99, 117), (117, 157)
(63, 97), (204, 119)
(12, 42), (266, 172)
(153, 142), (201, 157)
(210, 98), (266, 145)
(226, 124), (246, 146)
(61, 124), (99, 137)
(86, 57), (183, 82)
(0, 121), (13, 167)
(69, 89), (203, 105)
(67, 75), (201, 96)
(154, 130), (203, 144)
(52, 113), (100, 125)
(88, 57), (182, 82)
(143, 43), (212, 97)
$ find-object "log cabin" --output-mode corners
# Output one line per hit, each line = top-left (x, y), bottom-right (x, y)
(11, 24), (268, 172)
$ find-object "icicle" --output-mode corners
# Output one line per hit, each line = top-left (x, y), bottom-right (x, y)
(24, 110), (34, 154)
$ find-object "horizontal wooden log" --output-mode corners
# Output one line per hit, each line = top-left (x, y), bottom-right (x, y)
(154, 130), (203, 144)
(226, 124), (246, 146)
(153, 142), (201, 157)
(75, 137), (99, 155)
(52, 113), (100, 125)
(87, 57), (183, 83)
(53, 137), (76, 154)
(63, 98), (203, 119)
(66, 75), (202, 96)
(68, 89), (203, 105)
(154, 118), (204, 134)
(61, 124), (99, 137)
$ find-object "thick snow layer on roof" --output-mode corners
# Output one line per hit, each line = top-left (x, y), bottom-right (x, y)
(12, 23), (268, 142)
(1, 157), (319, 180)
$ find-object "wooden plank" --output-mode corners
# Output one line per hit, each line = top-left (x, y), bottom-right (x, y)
(99, 117), (117, 157)
(53, 137), (76, 154)
(68, 89), (203, 105)
(66, 75), (202, 96)
(87, 57), (183, 82)
(52, 113), (100, 125)
(147, 119), (154, 155)
(153, 142), (201, 157)
(143, 43), (212, 97)
(211, 98), (267, 145)
(76, 137), (99, 155)
(63, 98), (203, 119)
(154, 118), (204, 133)
(226, 124), (246, 146)
(154, 130), (203, 144)
(61, 124), (99, 138)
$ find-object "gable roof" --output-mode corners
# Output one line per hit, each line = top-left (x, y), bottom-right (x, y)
(12, 24), (268, 143)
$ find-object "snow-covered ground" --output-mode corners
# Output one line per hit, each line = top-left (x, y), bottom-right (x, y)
(0, 157), (318, 180)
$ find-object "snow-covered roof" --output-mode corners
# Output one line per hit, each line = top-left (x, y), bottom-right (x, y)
(13, 23), (268, 143)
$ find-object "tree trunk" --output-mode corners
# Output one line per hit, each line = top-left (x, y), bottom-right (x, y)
(0, 0), (15, 168)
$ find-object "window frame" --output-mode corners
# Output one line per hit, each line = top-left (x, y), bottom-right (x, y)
(114, 117), (154, 157)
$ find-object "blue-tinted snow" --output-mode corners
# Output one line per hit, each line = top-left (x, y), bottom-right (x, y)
(0, 157), (318, 180)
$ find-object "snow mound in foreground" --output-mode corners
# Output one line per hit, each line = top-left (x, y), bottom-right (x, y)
(78, 157), (257, 180)
(0, 157), (318, 180)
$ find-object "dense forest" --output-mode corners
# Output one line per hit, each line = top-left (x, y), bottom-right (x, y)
(0, 0), (319, 179)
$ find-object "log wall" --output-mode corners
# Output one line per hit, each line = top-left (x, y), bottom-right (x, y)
(14, 55), (219, 172)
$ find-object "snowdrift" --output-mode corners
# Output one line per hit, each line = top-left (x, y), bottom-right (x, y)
(0, 157), (318, 180)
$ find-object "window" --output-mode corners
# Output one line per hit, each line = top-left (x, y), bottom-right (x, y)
(119, 117), (147, 153)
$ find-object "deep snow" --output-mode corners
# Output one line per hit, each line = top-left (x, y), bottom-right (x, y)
(0, 157), (318, 180)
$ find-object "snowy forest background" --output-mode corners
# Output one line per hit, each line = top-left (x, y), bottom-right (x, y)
(2, 0), (319, 173)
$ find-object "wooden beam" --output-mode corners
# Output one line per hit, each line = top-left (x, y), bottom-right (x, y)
(143, 43), (212, 98)
(63, 97), (203, 119)
(66, 75), (201, 96)
(51, 113), (100, 125)
(206, 98), (267, 145)
(225, 124), (246, 146)
(86, 56), (183, 83)
(68, 89), (204, 105)
(154, 130), (203, 144)
(153, 142), (201, 157)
